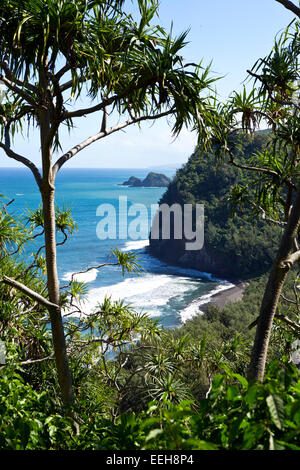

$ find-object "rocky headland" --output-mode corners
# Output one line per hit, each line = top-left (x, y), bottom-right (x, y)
(121, 172), (171, 188)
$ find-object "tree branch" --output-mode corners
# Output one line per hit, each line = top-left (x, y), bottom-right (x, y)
(0, 142), (42, 190)
(275, 314), (300, 332)
(249, 201), (287, 226)
(55, 63), (72, 81)
(60, 262), (119, 289)
(61, 75), (163, 122)
(227, 147), (297, 191)
(61, 93), (120, 121)
(247, 69), (300, 110)
(0, 354), (54, 371)
(275, 0), (300, 17)
(19, 355), (54, 366)
(0, 197), (15, 215)
(249, 311), (300, 331)
(279, 249), (300, 269)
(52, 109), (173, 176)
(0, 75), (40, 109)
(1, 276), (59, 311)
(58, 75), (89, 94)
(280, 292), (297, 304)
(0, 59), (37, 94)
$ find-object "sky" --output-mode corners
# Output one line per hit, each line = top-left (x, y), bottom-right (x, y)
(0, 0), (297, 169)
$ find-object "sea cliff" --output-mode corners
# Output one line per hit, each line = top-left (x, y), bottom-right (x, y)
(149, 133), (281, 281)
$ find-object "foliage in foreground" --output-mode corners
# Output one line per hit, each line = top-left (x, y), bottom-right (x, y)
(0, 360), (299, 450)
(1, 196), (299, 451)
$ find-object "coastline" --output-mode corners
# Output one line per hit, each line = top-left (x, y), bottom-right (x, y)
(201, 282), (248, 312)
(62, 238), (248, 326)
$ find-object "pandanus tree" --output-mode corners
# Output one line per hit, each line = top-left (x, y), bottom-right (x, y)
(204, 11), (300, 382)
(0, 0), (215, 405)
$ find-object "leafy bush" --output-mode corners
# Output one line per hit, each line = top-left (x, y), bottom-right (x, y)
(71, 360), (300, 450)
(0, 372), (74, 450)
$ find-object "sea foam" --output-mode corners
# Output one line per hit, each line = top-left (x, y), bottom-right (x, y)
(179, 282), (235, 323)
(122, 239), (150, 251)
(60, 238), (232, 326)
(62, 267), (99, 283)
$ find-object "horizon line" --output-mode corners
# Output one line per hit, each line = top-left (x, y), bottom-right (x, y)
(0, 165), (181, 170)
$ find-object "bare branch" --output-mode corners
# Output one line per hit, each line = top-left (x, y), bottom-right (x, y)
(15, 302), (40, 318)
(249, 201), (287, 226)
(249, 312), (300, 331)
(53, 109), (173, 176)
(205, 373), (213, 399)
(229, 152), (288, 181)
(275, 314), (300, 332)
(1, 276), (59, 311)
(61, 75), (166, 122)
(275, 0), (300, 17)
(56, 229), (68, 247)
(58, 75), (90, 94)
(0, 198), (15, 215)
(0, 142), (42, 190)
(280, 249), (300, 269)
(61, 93), (120, 121)
(0, 354), (54, 371)
(280, 293), (297, 304)
(55, 63), (72, 81)
(19, 355), (54, 366)
(60, 262), (119, 289)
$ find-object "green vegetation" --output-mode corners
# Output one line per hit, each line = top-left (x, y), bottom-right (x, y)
(1, 197), (299, 450)
(0, 0), (217, 405)
(1, 359), (300, 450)
(1, 0), (300, 452)
(153, 132), (281, 279)
(152, 13), (300, 385)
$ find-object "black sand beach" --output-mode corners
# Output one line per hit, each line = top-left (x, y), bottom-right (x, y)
(202, 283), (247, 312)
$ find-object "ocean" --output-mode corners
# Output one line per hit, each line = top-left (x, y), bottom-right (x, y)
(0, 167), (234, 328)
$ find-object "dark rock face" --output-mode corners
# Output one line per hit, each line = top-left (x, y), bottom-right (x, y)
(122, 172), (170, 187)
(149, 238), (237, 280)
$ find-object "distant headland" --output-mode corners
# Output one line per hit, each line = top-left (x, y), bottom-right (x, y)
(121, 172), (171, 188)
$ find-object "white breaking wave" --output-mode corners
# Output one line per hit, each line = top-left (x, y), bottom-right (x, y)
(60, 240), (233, 326)
(65, 272), (205, 319)
(62, 267), (99, 284)
(179, 282), (235, 323)
(85, 273), (172, 312)
(122, 239), (150, 251)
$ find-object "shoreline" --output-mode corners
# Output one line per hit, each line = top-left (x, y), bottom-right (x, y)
(201, 282), (248, 312)
(179, 280), (247, 323)
(62, 243), (249, 325)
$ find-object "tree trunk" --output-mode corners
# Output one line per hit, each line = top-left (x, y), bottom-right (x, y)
(38, 70), (74, 406)
(248, 184), (300, 382)
(42, 184), (74, 406)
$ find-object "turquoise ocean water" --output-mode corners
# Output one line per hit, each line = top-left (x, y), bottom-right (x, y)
(0, 167), (233, 328)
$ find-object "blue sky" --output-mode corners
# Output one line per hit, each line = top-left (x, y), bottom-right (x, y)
(0, 0), (296, 169)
